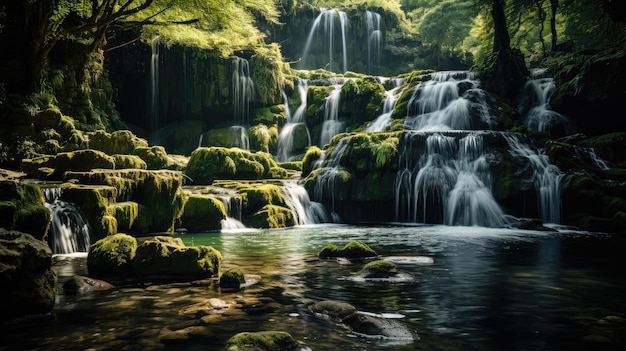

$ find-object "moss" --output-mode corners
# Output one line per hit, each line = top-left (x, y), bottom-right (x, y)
(253, 106), (287, 126)
(185, 147), (288, 184)
(88, 129), (148, 155)
(0, 181), (51, 241)
(245, 204), (295, 229)
(107, 202), (139, 233)
(358, 260), (398, 278)
(225, 331), (302, 351)
(249, 124), (272, 153)
(319, 241), (377, 259)
(113, 154), (147, 170)
(53, 149), (116, 178)
(87, 233), (138, 278)
(133, 146), (170, 169)
(219, 269), (246, 289)
(181, 195), (226, 232)
(301, 146), (322, 177)
(133, 236), (222, 278)
(279, 161), (302, 172)
(580, 132), (626, 164)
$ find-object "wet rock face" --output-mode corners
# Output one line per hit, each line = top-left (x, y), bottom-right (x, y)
(0, 229), (57, 321)
(309, 300), (417, 341)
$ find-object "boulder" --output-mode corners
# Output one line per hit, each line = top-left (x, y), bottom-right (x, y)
(356, 260), (399, 279)
(62, 275), (115, 294)
(318, 241), (378, 259)
(245, 204), (295, 229)
(133, 236), (221, 280)
(0, 180), (51, 241)
(87, 233), (138, 279)
(225, 331), (307, 351)
(180, 195), (226, 232)
(0, 229), (57, 321)
(219, 269), (246, 289)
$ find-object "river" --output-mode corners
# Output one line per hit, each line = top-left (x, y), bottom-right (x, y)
(2, 224), (625, 351)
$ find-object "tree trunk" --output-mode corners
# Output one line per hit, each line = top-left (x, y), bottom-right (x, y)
(550, 0), (558, 51)
(492, 0), (511, 52)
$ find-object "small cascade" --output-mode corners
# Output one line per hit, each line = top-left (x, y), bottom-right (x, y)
(310, 138), (350, 223)
(150, 36), (160, 144)
(276, 80), (312, 162)
(575, 146), (610, 170)
(519, 69), (572, 136)
(395, 131), (508, 227)
(211, 188), (246, 230)
(299, 8), (348, 73)
(505, 134), (564, 224)
(404, 71), (494, 131)
(232, 56), (255, 126)
(366, 78), (405, 132)
(320, 81), (344, 146)
(366, 10), (383, 75)
(44, 188), (92, 254)
(230, 125), (250, 150)
(280, 180), (332, 225)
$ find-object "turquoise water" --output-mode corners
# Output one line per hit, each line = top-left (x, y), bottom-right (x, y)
(2, 224), (625, 350)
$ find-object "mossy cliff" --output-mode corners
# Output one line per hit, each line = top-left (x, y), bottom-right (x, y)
(0, 180), (51, 241)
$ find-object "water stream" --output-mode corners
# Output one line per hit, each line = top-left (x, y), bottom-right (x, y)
(5, 225), (624, 351)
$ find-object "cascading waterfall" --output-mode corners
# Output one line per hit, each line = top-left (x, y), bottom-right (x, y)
(311, 138), (349, 223)
(44, 188), (92, 254)
(280, 180), (332, 225)
(276, 80), (312, 162)
(320, 80), (344, 146)
(366, 78), (405, 132)
(211, 188), (246, 230)
(395, 131), (508, 227)
(366, 10), (382, 75)
(505, 134), (564, 224)
(404, 71), (495, 131)
(518, 69), (571, 136)
(150, 36), (160, 144)
(299, 8), (348, 73)
(231, 56), (254, 149)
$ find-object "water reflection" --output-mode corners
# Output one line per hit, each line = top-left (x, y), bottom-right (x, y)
(3, 225), (625, 351)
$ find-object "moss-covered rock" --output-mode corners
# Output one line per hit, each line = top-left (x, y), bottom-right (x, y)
(249, 124), (279, 154)
(133, 236), (222, 279)
(253, 105), (287, 126)
(106, 202), (139, 233)
(0, 229), (57, 322)
(180, 195), (226, 232)
(113, 154), (147, 170)
(301, 146), (322, 177)
(245, 204), (295, 229)
(87, 129), (149, 155)
(0, 180), (51, 241)
(87, 233), (138, 279)
(225, 331), (304, 351)
(357, 260), (399, 279)
(219, 269), (246, 289)
(53, 149), (116, 178)
(133, 145), (170, 169)
(185, 147), (288, 184)
(318, 241), (378, 259)
(59, 184), (118, 241)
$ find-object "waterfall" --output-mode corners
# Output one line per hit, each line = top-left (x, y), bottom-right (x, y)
(280, 180), (332, 225)
(310, 138), (349, 223)
(395, 131), (508, 227)
(366, 78), (405, 132)
(230, 125), (250, 150)
(299, 8), (348, 73)
(366, 11), (382, 75)
(320, 81), (344, 146)
(232, 56), (255, 126)
(505, 134), (564, 224)
(44, 188), (92, 254)
(518, 69), (572, 136)
(150, 36), (160, 144)
(211, 188), (246, 230)
(276, 80), (312, 162)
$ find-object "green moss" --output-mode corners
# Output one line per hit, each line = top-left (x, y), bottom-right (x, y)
(358, 260), (398, 278)
(319, 241), (377, 259)
(53, 149), (116, 178)
(301, 146), (322, 177)
(88, 129), (148, 155)
(113, 154), (147, 170)
(181, 195), (226, 232)
(133, 146), (170, 169)
(87, 233), (138, 278)
(219, 268), (246, 289)
(249, 124), (272, 153)
(279, 161), (302, 172)
(0, 181), (51, 241)
(107, 202), (139, 233)
(245, 204), (295, 229)
(226, 331), (302, 351)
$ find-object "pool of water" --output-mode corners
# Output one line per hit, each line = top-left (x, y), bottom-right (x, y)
(2, 224), (625, 351)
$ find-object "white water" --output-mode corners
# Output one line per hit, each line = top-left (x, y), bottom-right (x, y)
(232, 56), (255, 126)
(519, 69), (571, 136)
(366, 11), (382, 75)
(150, 36), (160, 144)
(366, 78), (405, 132)
(320, 82), (344, 146)
(280, 180), (332, 225)
(44, 188), (91, 254)
(276, 80), (311, 162)
(505, 134), (564, 224)
(299, 8), (348, 73)
(230, 125), (249, 150)
(395, 131), (508, 227)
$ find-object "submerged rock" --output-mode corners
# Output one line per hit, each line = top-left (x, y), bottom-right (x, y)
(220, 269), (246, 289)
(62, 275), (115, 293)
(318, 241), (378, 259)
(356, 260), (399, 279)
(225, 331), (308, 351)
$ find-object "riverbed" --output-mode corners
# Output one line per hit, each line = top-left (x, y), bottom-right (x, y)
(2, 224), (625, 350)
